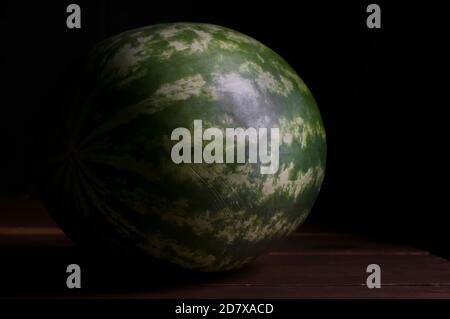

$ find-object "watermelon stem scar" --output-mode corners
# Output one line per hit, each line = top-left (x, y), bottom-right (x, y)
(170, 120), (280, 174)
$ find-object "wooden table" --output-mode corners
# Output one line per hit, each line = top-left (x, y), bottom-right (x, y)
(1, 198), (450, 299)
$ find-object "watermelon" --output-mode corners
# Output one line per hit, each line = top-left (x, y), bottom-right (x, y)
(41, 23), (326, 272)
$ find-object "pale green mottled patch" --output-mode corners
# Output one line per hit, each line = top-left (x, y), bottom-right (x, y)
(169, 40), (190, 51)
(287, 211), (309, 233)
(279, 116), (325, 148)
(239, 61), (294, 97)
(191, 29), (212, 52)
(160, 205), (306, 246)
(241, 211), (303, 242)
(159, 208), (218, 235)
(271, 60), (310, 94)
(262, 164), (324, 200)
(159, 25), (182, 38)
(143, 234), (217, 270)
(279, 75), (294, 94)
(239, 61), (263, 74)
(158, 48), (175, 60)
(256, 54), (265, 63)
(256, 70), (292, 96)
(217, 40), (239, 50)
(167, 30), (212, 54)
(153, 74), (207, 103)
(314, 165), (326, 189)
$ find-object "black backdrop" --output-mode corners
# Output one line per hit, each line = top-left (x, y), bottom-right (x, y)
(1, 2), (444, 258)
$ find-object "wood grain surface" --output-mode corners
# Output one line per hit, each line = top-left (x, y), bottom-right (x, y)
(1, 198), (449, 299)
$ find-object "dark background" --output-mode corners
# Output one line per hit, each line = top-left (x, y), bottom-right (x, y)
(0, 2), (443, 257)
